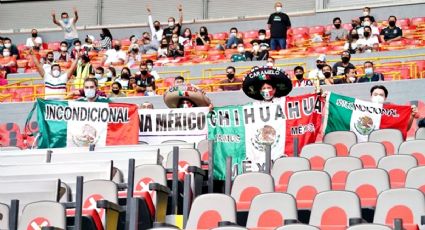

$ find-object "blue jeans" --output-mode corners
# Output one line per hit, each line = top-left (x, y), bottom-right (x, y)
(226, 36), (239, 49)
(65, 38), (79, 52)
(270, 38), (287, 50)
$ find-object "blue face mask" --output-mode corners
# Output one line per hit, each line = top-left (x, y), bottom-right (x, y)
(63, 18), (69, 24)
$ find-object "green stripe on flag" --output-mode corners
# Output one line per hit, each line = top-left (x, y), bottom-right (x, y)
(36, 98), (68, 148)
(324, 93), (355, 134)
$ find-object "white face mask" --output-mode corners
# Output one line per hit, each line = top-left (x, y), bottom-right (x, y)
(237, 47), (245, 53)
(52, 70), (61, 77)
(365, 67), (373, 75)
(147, 65), (153, 71)
(146, 91), (155, 96)
(253, 45), (260, 51)
(276, 7), (282, 12)
(363, 21), (371, 26)
(181, 104), (189, 108)
(261, 89), (273, 101)
(84, 88), (96, 99)
(172, 38), (179, 42)
(4, 43), (11, 48)
(230, 32), (237, 37)
(106, 72), (113, 78)
(349, 77), (356, 82)
(371, 95), (385, 104)
(61, 46), (67, 52)
(259, 35), (266, 40)
(363, 11), (369, 16)
(266, 62), (274, 67)
(168, 21), (175, 27)
(3, 52), (10, 57)
(75, 45), (81, 51)
(95, 73), (102, 79)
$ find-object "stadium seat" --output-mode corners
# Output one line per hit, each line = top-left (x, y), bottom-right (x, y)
(185, 194), (236, 230)
(309, 191), (361, 230)
(271, 157), (310, 192)
(323, 131), (357, 156)
(416, 128), (425, 139)
(300, 143), (336, 170)
(132, 164), (167, 210)
(398, 140), (425, 165)
(411, 17), (425, 26)
(246, 192), (297, 229)
(345, 169), (390, 208)
(211, 227), (248, 230)
(18, 201), (66, 230)
(0, 203), (9, 229)
(323, 157), (362, 190)
(230, 172), (274, 211)
(347, 224), (392, 230)
(405, 166), (425, 194)
(286, 171), (331, 209)
(373, 188), (425, 230)
(349, 142), (387, 168)
(275, 224), (320, 230)
(368, 129), (404, 155)
(377, 155), (417, 188)
(0, 122), (24, 148)
(197, 139), (209, 163)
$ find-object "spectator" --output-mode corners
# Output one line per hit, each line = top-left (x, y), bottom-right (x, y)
(167, 33), (184, 58)
(99, 28), (113, 50)
(180, 28), (194, 47)
(225, 27), (243, 49)
(267, 1), (291, 50)
(253, 29), (270, 48)
(357, 61), (384, 83)
(127, 44), (142, 68)
(293, 66), (313, 87)
(332, 51), (355, 76)
(70, 40), (85, 59)
(134, 62), (155, 93)
(326, 17), (348, 42)
(52, 8), (79, 50)
(42, 51), (55, 73)
(333, 66), (357, 84)
(30, 48), (78, 100)
(83, 35), (96, 52)
(163, 4), (184, 42)
(344, 29), (360, 54)
(140, 102), (154, 109)
(230, 43), (248, 62)
(73, 54), (94, 89)
(145, 85), (156, 96)
(246, 40), (268, 61)
(351, 18), (361, 31)
(157, 38), (169, 58)
(147, 6), (164, 44)
(357, 26), (379, 53)
(26, 29), (43, 49)
(195, 26), (211, 46)
(358, 16), (379, 39)
(308, 54), (327, 84)
(418, 118), (425, 128)
(2, 38), (19, 58)
(54, 41), (71, 62)
(174, 76), (185, 86)
(359, 7), (376, 24)
(128, 76), (137, 90)
(103, 40), (126, 66)
(266, 57), (275, 67)
(109, 82), (126, 98)
(218, 66), (243, 91)
(77, 78), (110, 102)
(106, 66), (116, 81)
(115, 67), (131, 90)
(0, 37), (3, 53)
(146, 59), (160, 80)
(94, 66), (108, 86)
(380, 16), (402, 43)
(0, 48), (17, 76)
(140, 35), (158, 55)
(322, 64), (334, 85)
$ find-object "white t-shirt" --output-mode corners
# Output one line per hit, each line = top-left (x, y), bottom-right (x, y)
(357, 26), (380, 39)
(344, 41), (359, 52)
(104, 49), (126, 65)
(59, 18), (78, 40)
(44, 72), (68, 100)
(308, 68), (325, 80)
(148, 15), (164, 43)
(26, 37), (43, 47)
(357, 36), (379, 48)
(150, 70), (160, 80)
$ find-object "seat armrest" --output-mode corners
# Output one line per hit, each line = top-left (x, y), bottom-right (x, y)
(284, 219), (299, 225)
(349, 217), (366, 226)
(62, 202), (76, 209)
(41, 227), (64, 230)
(152, 222), (179, 229)
(421, 215), (425, 225)
(149, 183), (171, 194)
(218, 221), (239, 227)
(117, 183), (128, 190)
(96, 200), (124, 212)
(187, 166), (206, 176)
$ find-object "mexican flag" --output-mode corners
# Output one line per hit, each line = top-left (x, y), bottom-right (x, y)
(208, 94), (322, 180)
(323, 92), (412, 142)
(34, 99), (139, 148)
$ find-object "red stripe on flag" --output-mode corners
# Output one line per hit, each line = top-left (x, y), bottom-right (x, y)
(106, 103), (140, 145)
(380, 104), (412, 140)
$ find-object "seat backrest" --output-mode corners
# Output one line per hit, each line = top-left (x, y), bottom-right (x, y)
(230, 172), (274, 211)
(161, 139), (187, 144)
(309, 191), (361, 229)
(185, 194), (236, 230)
(83, 179), (118, 205)
(349, 142), (386, 168)
(405, 166), (425, 194)
(286, 171), (331, 209)
(17, 201), (66, 230)
(197, 139), (209, 159)
(398, 140), (425, 165)
(416, 128), (425, 140)
(0, 153), (47, 164)
(271, 157), (310, 192)
(345, 169), (390, 208)
(368, 129), (403, 155)
(165, 148), (201, 169)
(246, 192), (297, 228)
(300, 143), (336, 170)
(374, 188), (425, 227)
(347, 224), (392, 230)
(275, 224), (320, 230)
(323, 157), (363, 190)
(323, 131), (357, 156)
(0, 202), (9, 230)
(377, 155), (417, 188)
(134, 164), (166, 206)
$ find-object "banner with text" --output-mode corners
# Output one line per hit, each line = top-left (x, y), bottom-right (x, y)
(208, 94), (323, 180)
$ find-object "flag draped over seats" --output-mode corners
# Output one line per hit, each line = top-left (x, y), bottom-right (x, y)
(34, 99), (139, 148)
(323, 92), (412, 142)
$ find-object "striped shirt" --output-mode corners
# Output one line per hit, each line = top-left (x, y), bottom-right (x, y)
(100, 37), (112, 50)
(44, 72), (68, 100)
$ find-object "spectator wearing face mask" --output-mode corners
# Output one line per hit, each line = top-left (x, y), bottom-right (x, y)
(127, 43), (142, 68)
(252, 29), (270, 47)
(180, 28), (194, 47)
(293, 66), (313, 87)
(357, 26), (379, 53)
(2, 38), (19, 59)
(103, 40), (127, 66)
(351, 18), (361, 31)
(265, 57), (275, 67)
(344, 29), (360, 54)
(225, 27), (244, 49)
(109, 82), (126, 98)
(0, 48), (18, 76)
(332, 51), (355, 76)
(83, 35), (97, 52)
(147, 6), (164, 44)
(128, 35), (140, 51)
(145, 85), (156, 96)
(357, 16), (379, 39)
(359, 7), (376, 25)
(140, 34), (158, 55)
(157, 38), (169, 58)
(70, 40), (85, 60)
(134, 62), (155, 93)
(42, 51), (55, 73)
(195, 27), (211, 46)
(73, 54), (94, 89)
(322, 64), (334, 85)
(162, 4), (184, 42)
(77, 78), (110, 102)
(55, 41), (70, 62)
(94, 66), (108, 86)
(246, 41), (269, 61)
(146, 59), (160, 80)
(140, 102), (154, 109)
(30, 48), (78, 100)
(106, 66), (116, 82)
(380, 16), (402, 43)
(167, 33), (184, 58)
(357, 61), (384, 83)
(230, 43), (248, 62)
(308, 54), (327, 85)
(267, 1), (291, 50)
(174, 76), (185, 86)
(52, 8), (79, 50)
(26, 29), (43, 49)
(218, 66), (243, 91)
(333, 66), (357, 84)
(326, 17), (348, 42)
(99, 28), (113, 51)
(116, 67), (131, 89)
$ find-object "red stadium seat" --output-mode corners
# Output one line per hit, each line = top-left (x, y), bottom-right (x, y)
(300, 143), (336, 170)
(309, 26), (325, 36)
(398, 140), (425, 165)
(377, 155), (417, 188)
(411, 17), (425, 26)
(292, 27), (309, 36)
(271, 157), (310, 192)
(349, 142), (387, 168)
(323, 157), (362, 190)
(323, 131), (357, 156)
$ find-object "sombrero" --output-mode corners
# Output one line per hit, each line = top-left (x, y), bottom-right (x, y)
(164, 83), (211, 108)
(242, 66), (293, 100)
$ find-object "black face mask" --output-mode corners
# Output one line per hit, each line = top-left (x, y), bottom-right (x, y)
(363, 31), (370, 38)
(351, 34), (359, 40)
(47, 57), (54, 63)
(317, 64), (324, 70)
(334, 24), (341, 29)
(132, 48), (139, 53)
(121, 73), (129, 79)
(200, 32), (206, 36)
(389, 21), (396, 27)
(227, 73), (234, 79)
(112, 89), (120, 94)
(140, 70), (148, 75)
(341, 57), (350, 63)
(351, 23), (357, 28)
(100, 34), (105, 39)
(32, 33), (38, 38)
(154, 25), (160, 31)
(161, 44), (168, 48)
(295, 74), (304, 80)
(114, 45), (121, 51)
(323, 72), (332, 78)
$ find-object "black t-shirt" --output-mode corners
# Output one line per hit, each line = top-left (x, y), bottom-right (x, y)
(136, 75), (156, 89)
(267, 12), (291, 38)
(163, 24), (182, 41)
(196, 36), (210, 46)
(332, 62), (355, 76)
(380, 26), (402, 41)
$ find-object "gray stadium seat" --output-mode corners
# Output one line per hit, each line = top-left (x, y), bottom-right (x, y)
(377, 155), (417, 188)
(300, 143), (336, 170)
(349, 142), (386, 168)
(271, 157), (310, 192)
(323, 131), (357, 156)
(275, 224), (320, 229)
(416, 128), (425, 140)
(405, 166), (425, 194)
(0, 202), (9, 230)
(398, 140), (425, 165)
(323, 157), (363, 190)
(17, 201), (66, 230)
(347, 224), (392, 230)
(368, 129), (403, 155)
